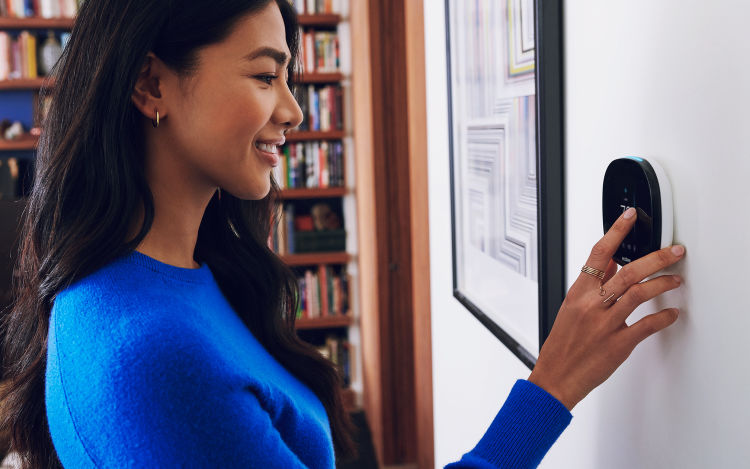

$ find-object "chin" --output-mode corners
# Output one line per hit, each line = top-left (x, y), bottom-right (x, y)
(229, 184), (272, 201)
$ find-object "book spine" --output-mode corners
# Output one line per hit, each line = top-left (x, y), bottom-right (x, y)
(321, 141), (329, 187)
(305, 142), (314, 187)
(18, 31), (27, 78)
(322, 86), (331, 131)
(336, 142), (343, 186)
(285, 203), (295, 254)
(335, 86), (343, 130)
(313, 141), (320, 188)
(0, 32), (9, 81)
(305, 31), (314, 74)
(61, 0), (77, 18)
(27, 31), (36, 78)
(305, 269), (314, 318)
(313, 271), (320, 318)
(10, 38), (21, 79)
(319, 265), (329, 316)
(328, 267), (334, 315)
(301, 276), (309, 319)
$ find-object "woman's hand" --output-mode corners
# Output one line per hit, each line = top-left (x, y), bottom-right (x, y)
(528, 207), (685, 411)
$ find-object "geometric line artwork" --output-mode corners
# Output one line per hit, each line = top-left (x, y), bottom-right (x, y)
(465, 95), (537, 280)
(507, 0), (535, 79)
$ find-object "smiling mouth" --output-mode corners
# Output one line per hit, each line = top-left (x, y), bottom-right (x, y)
(255, 142), (280, 154)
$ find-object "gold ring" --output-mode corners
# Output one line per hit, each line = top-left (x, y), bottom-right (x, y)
(603, 293), (616, 304)
(581, 265), (605, 280)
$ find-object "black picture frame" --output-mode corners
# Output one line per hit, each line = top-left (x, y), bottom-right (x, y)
(445, 0), (566, 370)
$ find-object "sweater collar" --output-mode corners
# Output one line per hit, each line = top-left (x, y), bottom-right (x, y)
(123, 249), (214, 284)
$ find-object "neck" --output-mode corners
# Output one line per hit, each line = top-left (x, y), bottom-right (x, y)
(129, 125), (218, 270)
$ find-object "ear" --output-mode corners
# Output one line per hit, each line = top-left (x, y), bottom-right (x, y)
(131, 52), (168, 122)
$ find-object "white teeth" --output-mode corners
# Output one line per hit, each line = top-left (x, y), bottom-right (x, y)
(255, 142), (278, 154)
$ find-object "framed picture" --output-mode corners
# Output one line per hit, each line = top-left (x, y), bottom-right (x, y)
(445, 0), (565, 369)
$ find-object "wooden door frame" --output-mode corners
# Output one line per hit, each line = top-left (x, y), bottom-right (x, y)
(350, 0), (433, 467)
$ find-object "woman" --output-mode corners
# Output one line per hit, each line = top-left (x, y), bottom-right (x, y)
(0, 0), (685, 467)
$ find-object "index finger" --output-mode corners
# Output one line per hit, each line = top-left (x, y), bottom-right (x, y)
(583, 207), (638, 274)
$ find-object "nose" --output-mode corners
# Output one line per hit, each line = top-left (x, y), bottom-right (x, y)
(274, 81), (304, 131)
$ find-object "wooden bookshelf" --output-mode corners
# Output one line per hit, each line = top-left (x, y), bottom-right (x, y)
(295, 314), (353, 330)
(286, 130), (345, 142)
(0, 77), (55, 90)
(297, 72), (343, 84)
(0, 17), (74, 29)
(0, 133), (37, 151)
(297, 14), (341, 27)
(278, 187), (346, 199)
(280, 252), (350, 266)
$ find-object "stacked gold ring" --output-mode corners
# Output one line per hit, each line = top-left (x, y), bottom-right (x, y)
(581, 265), (605, 280)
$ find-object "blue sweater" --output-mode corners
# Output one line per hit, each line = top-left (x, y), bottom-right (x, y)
(46, 250), (572, 468)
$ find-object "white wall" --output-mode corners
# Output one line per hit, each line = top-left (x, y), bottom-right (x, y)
(427, 1), (750, 467)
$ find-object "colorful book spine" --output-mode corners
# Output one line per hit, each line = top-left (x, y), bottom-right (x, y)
(0, 32), (9, 80)
(277, 139), (344, 189)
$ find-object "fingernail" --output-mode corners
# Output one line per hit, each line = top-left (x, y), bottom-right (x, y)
(673, 275), (682, 285)
(671, 245), (685, 256)
(624, 207), (636, 219)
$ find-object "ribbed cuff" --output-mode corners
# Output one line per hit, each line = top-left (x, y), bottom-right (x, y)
(447, 379), (572, 468)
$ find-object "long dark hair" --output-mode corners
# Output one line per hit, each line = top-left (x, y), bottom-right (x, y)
(0, 0), (357, 467)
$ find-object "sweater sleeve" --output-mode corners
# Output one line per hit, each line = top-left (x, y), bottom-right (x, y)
(46, 303), (314, 468)
(443, 379), (573, 469)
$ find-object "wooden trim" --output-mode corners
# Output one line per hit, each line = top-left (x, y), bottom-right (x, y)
(297, 72), (344, 84)
(350, 0), (385, 463)
(295, 315), (353, 330)
(404, 1), (434, 467)
(278, 187), (347, 199)
(0, 17), (74, 29)
(285, 130), (345, 142)
(280, 252), (350, 266)
(297, 14), (341, 27)
(368, 0), (418, 464)
(0, 134), (37, 152)
(0, 77), (55, 90)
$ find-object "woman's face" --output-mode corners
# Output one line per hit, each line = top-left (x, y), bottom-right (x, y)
(163, 1), (303, 200)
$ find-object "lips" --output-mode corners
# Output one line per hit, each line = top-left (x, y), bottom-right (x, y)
(255, 141), (280, 154)
(254, 139), (282, 167)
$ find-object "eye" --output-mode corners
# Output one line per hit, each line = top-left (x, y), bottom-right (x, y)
(255, 75), (278, 85)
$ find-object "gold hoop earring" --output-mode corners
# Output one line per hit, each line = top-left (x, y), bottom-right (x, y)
(152, 110), (160, 128)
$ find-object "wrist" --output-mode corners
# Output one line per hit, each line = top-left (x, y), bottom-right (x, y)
(527, 371), (576, 411)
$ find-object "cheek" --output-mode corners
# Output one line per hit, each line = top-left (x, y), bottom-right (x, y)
(185, 79), (271, 136)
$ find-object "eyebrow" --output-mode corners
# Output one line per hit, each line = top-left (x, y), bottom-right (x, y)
(243, 47), (290, 66)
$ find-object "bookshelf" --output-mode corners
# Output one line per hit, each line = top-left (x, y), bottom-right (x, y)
(297, 72), (343, 84)
(273, 2), (361, 410)
(285, 130), (345, 141)
(278, 186), (347, 199)
(281, 252), (351, 265)
(0, 17), (74, 29)
(297, 14), (340, 27)
(296, 314), (353, 330)
(0, 132), (36, 151)
(0, 13), (72, 205)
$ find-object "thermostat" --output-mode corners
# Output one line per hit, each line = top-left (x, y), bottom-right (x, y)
(602, 157), (673, 266)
